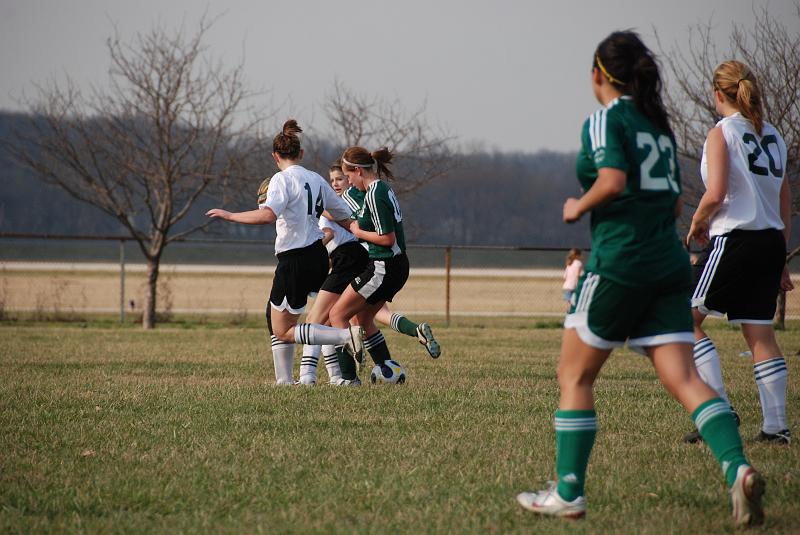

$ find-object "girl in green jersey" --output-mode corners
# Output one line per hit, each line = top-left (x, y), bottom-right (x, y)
(328, 147), (413, 383)
(516, 31), (764, 527)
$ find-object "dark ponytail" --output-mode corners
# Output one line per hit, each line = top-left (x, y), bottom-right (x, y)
(272, 119), (303, 159)
(370, 147), (394, 180)
(595, 31), (672, 134)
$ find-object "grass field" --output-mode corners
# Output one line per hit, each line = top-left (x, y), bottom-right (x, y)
(1, 318), (798, 533)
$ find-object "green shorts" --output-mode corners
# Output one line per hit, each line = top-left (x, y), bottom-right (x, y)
(564, 268), (694, 352)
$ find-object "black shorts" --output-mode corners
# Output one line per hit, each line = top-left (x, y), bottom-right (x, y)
(352, 253), (410, 305)
(320, 241), (369, 294)
(269, 240), (329, 314)
(691, 228), (785, 323)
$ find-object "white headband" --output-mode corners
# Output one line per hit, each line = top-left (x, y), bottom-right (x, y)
(342, 156), (375, 168)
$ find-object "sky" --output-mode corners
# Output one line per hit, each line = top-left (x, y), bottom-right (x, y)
(0, 0), (796, 153)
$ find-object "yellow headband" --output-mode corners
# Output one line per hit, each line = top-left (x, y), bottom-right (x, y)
(596, 55), (625, 86)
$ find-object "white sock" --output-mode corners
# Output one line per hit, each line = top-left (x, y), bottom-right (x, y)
(753, 357), (788, 433)
(322, 345), (342, 382)
(299, 345), (321, 384)
(271, 336), (294, 385)
(693, 337), (730, 405)
(294, 323), (350, 345)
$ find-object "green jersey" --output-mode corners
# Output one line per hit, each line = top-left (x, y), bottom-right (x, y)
(576, 96), (689, 286)
(354, 180), (406, 259)
(341, 186), (363, 213)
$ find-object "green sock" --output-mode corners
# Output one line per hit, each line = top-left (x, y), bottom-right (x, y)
(335, 345), (357, 380)
(692, 398), (748, 487)
(555, 409), (597, 501)
(364, 331), (391, 366)
(390, 312), (418, 338)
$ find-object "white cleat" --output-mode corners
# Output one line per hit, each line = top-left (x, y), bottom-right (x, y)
(516, 483), (586, 519)
(344, 325), (365, 371)
(730, 465), (765, 527)
(416, 323), (441, 359)
(334, 377), (362, 387)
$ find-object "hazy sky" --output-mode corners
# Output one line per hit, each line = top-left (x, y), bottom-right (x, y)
(0, 0), (796, 152)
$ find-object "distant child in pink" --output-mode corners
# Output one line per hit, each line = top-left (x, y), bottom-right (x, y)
(562, 248), (583, 303)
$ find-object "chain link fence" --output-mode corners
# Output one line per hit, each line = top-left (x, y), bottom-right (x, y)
(1, 233), (798, 323)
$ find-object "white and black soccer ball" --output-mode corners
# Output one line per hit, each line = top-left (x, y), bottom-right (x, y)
(370, 359), (406, 385)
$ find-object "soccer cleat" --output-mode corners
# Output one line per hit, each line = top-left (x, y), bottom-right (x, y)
(682, 429), (703, 444)
(754, 429), (791, 445)
(516, 483), (586, 519)
(343, 325), (365, 371)
(416, 323), (441, 359)
(729, 465), (765, 527)
(334, 377), (362, 387)
(683, 406), (740, 444)
(296, 377), (316, 386)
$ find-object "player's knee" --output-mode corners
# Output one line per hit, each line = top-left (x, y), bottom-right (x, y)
(659, 369), (698, 398)
(329, 305), (347, 328)
(557, 363), (595, 391)
(274, 330), (294, 343)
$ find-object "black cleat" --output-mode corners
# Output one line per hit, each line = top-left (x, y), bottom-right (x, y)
(683, 406), (740, 444)
(683, 429), (703, 444)
(754, 429), (791, 445)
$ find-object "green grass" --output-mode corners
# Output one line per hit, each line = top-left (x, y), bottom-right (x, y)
(0, 320), (798, 533)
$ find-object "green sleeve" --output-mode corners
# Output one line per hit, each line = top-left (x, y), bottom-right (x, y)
(370, 189), (396, 236)
(591, 110), (628, 172)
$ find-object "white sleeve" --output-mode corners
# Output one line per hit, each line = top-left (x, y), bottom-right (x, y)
(263, 172), (288, 215)
(318, 216), (335, 231)
(323, 185), (353, 221)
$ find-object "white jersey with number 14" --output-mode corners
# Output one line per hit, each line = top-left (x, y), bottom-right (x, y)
(259, 165), (352, 255)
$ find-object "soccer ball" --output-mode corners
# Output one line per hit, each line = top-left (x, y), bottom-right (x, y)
(370, 359), (406, 385)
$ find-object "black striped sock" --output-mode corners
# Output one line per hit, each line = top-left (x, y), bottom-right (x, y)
(364, 330), (390, 366)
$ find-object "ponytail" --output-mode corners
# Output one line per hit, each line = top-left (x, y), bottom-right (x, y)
(272, 119), (303, 159)
(370, 147), (394, 180)
(341, 146), (395, 180)
(714, 61), (764, 135)
(595, 31), (672, 134)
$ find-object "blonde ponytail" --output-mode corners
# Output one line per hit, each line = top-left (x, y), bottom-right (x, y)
(713, 61), (764, 135)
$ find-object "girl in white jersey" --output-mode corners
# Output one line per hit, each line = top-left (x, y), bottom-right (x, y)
(686, 61), (793, 444)
(296, 163), (369, 385)
(206, 120), (364, 385)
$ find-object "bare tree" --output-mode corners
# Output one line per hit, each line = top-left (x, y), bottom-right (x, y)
(3, 18), (271, 328)
(318, 80), (455, 197)
(658, 4), (800, 326)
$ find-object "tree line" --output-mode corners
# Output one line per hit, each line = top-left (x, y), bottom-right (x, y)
(1, 5), (798, 328)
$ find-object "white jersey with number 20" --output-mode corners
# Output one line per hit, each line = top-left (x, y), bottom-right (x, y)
(260, 164), (353, 255)
(701, 112), (787, 237)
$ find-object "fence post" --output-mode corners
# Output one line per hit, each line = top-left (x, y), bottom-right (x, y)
(119, 239), (125, 323)
(445, 246), (451, 326)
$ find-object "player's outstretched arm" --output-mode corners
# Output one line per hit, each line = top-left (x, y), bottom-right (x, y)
(206, 207), (277, 225)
